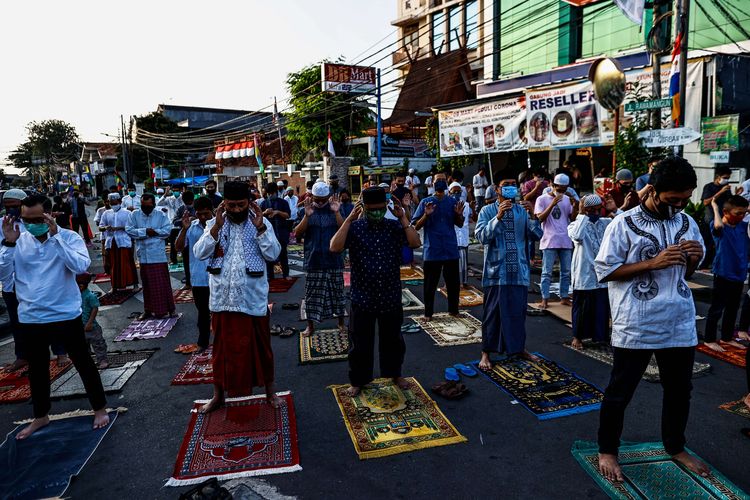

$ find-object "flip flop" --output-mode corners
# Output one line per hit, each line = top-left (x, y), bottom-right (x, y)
(444, 367), (460, 382)
(280, 327), (298, 338)
(270, 324), (284, 336)
(401, 324), (420, 334)
(174, 344), (190, 353)
(453, 363), (478, 377)
(282, 303), (300, 310)
(181, 344), (200, 354)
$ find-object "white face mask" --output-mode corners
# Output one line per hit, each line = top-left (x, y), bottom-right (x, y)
(112, 204), (122, 212)
(719, 178), (730, 185)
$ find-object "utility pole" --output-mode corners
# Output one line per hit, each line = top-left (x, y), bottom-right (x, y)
(651, 0), (668, 130)
(376, 68), (382, 167)
(677, 0), (689, 128)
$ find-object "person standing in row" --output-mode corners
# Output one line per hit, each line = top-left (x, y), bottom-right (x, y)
(284, 187), (299, 226)
(259, 181), (291, 280)
(157, 185), (185, 265)
(0, 189), (27, 372)
(99, 193), (138, 291)
(0, 194), (108, 439)
(449, 182), (472, 288)
(121, 183), (141, 211)
(126, 193), (176, 320)
(70, 189), (92, 246)
(330, 187), (421, 395)
(203, 179), (223, 209)
(472, 168), (489, 211)
(412, 171), (465, 319)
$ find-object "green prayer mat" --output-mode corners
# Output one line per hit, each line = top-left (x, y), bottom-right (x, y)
(299, 329), (349, 364)
(572, 441), (749, 499)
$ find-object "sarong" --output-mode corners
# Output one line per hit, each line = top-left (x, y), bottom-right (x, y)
(458, 246), (469, 284)
(110, 240), (138, 290)
(211, 311), (274, 395)
(140, 262), (175, 316)
(304, 269), (346, 323)
(482, 285), (528, 354)
(571, 289), (609, 342)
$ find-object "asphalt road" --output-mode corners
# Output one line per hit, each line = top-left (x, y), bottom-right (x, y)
(1, 227), (748, 499)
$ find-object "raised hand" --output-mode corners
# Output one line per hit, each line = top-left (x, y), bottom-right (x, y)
(604, 194), (617, 214)
(214, 202), (225, 229)
(181, 211), (192, 229)
(329, 194), (341, 212)
(496, 200), (513, 220)
(250, 201), (265, 229)
(348, 201), (364, 221)
(304, 197), (314, 217)
(519, 200), (533, 214)
(389, 198), (405, 219)
(2, 216), (20, 243)
(42, 213), (58, 236)
(424, 201), (436, 216)
(454, 200), (465, 216)
(553, 193), (564, 205)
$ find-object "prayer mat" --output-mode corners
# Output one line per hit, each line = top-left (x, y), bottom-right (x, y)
(0, 409), (120, 499)
(287, 244), (303, 254)
(571, 440), (749, 499)
(719, 399), (750, 420)
(696, 343), (747, 368)
(174, 288), (194, 304)
(172, 347), (214, 385)
(0, 360), (72, 403)
(169, 263), (185, 273)
(440, 285), (484, 307)
(99, 287), (141, 306)
(402, 288), (424, 312)
(269, 277), (297, 293)
(529, 302), (573, 325)
(471, 353), (603, 420)
(299, 329), (348, 364)
(469, 237), (481, 246)
(688, 281), (709, 290)
(412, 312), (482, 347)
(404, 279), (423, 286)
(400, 266), (424, 281)
(330, 377), (467, 460)
(93, 273), (110, 284)
(299, 300), (348, 321)
(167, 392), (301, 485)
(562, 341), (712, 383)
(50, 350), (155, 398)
(114, 313), (182, 342)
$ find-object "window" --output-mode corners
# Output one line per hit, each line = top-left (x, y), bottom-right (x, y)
(581, 3), (644, 58)
(432, 11), (446, 54)
(465, 0), (479, 49)
(499, 0), (558, 76)
(404, 24), (419, 50)
(449, 5), (462, 51)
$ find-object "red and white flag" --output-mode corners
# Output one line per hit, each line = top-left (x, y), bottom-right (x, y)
(327, 130), (336, 157)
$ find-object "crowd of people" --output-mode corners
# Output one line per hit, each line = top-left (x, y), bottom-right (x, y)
(0, 155), (748, 485)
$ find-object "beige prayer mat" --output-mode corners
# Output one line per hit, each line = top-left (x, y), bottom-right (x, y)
(439, 285), (484, 307)
(412, 312), (482, 347)
(400, 266), (424, 281)
(402, 289), (424, 313)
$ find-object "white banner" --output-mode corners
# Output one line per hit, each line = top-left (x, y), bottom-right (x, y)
(638, 127), (701, 148)
(438, 96), (527, 157)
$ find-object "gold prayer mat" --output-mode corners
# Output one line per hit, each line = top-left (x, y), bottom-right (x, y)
(412, 312), (482, 347)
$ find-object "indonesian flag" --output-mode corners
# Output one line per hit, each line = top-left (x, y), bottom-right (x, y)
(327, 129), (336, 157)
(215, 145), (225, 160)
(669, 32), (682, 126)
(241, 141), (250, 157)
(231, 143), (241, 158)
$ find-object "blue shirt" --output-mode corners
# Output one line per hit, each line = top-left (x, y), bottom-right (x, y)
(345, 218), (406, 312)
(303, 207), (343, 271)
(259, 196), (291, 245)
(475, 202), (542, 287)
(635, 173), (650, 191)
(126, 209), (173, 264)
(712, 221), (749, 282)
(411, 195), (460, 261)
(186, 220), (210, 287)
(339, 202), (355, 220)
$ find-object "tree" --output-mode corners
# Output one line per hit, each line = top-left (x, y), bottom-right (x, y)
(285, 60), (374, 163)
(11, 120), (80, 184)
(130, 112), (183, 181)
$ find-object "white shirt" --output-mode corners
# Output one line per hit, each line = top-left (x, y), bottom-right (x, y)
(594, 206), (704, 349)
(0, 222), (23, 293)
(126, 209), (172, 264)
(473, 174), (489, 197)
(193, 218), (281, 317)
(156, 195), (184, 222)
(568, 214), (611, 290)
(405, 175), (421, 190)
(285, 195), (299, 221)
(100, 207), (133, 249)
(454, 201), (472, 247)
(0, 229), (90, 323)
(122, 194), (141, 211)
(740, 179), (750, 202)
(425, 176), (435, 196)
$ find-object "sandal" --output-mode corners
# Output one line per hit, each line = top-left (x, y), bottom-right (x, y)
(282, 303), (300, 310)
(453, 363), (478, 377)
(270, 324), (284, 336)
(181, 344), (200, 354)
(401, 324), (421, 334)
(444, 367), (460, 382)
(280, 327), (298, 338)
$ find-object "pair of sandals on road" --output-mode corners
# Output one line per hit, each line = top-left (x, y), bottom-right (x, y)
(174, 344), (204, 354)
(432, 363), (477, 400)
(271, 324), (298, 338)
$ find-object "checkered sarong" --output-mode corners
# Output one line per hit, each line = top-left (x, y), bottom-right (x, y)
(304, 269), (346, 322)
(140, 263), (175, 316)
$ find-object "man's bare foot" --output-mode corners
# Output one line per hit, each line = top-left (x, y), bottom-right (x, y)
(478, 352), (492, 370)
(571, 338), (584, 350)
(169, 311), (179, 318)
(672, 451), (709, 477)
(737, 331), (750, 341)
(704, 342), (726, 352)
(598, 453), (624, 482)
(137, 312), (151, 321)
(422, 316), (432, 322)
(518, 350), (540, 362)
(345, 386), (361, 397)
(97, 361), (110, 370)
(266, 393), (282, 408)
(393, 377), (409, 390)
(3, 359), (28, 372)
(93, 409), (110, 430)
(720, 340), (747, 349)
(56, 355), (70, 367)
(743, 393), (750, 411)
(16, 416), (50, 440)
(198, 396), (224, 414)
(561, 298), (572, 306)
(537, 300), (549, 310)
(301, 327), (314, 337)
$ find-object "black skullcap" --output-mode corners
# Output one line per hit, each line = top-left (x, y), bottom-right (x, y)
(361, 187), (386, 204)
(223, 181), (250, 200)
(392, 186), (409, 202)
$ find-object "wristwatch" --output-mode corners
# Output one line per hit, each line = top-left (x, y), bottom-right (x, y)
(2, 239), (16, 247)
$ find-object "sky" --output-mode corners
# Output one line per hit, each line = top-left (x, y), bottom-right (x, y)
(0, 0), (397, 173)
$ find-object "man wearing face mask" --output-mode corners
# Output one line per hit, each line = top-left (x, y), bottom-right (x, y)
(568, 194), (613, 350)
(594, 156), (708, 483)
(157, 185), (186, 265)
(193, 181), (282, 412)
(99, 193), (138, 291)
(121, 183), (141, 212)
(0, 189), (28, 372)
(449, 182), (472, 288)
(204, 179), (223, 209)
(338, 189), (354, 219)
(700, 166), (733, 268)
(259, 182), (291, 280)
(126, 193), (175, 320)
(475, 176), (542, 370)
(608, 169), (639, 212)
(329, 187), (421, 396)
(294, 181), (346, 337)
(412, 172), (466, 320)
(0, 194), (108, 439)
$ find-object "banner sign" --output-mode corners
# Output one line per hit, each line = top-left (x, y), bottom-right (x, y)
(700, 114), (739, 152)
(381, 136), (432, 158)
(438, 96), (527, 157)
(709, 151), (730, 163)
(637, 127), (701, 148)
(321, 63), (376, 94)
(624, 98), (672, 112)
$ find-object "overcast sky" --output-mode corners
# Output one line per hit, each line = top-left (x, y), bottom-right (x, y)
(0, 0), (396, 173)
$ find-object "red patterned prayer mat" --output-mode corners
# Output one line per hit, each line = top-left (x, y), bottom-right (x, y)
(0, 360), (73, 403)
(171, 347), (213, 385)
(166, 392), (301, 486)
(93, 273), (110, 284)
(269, 278), (297, 293)
(696, 343), (747, 368)
(173, 288), (194, 304)
(99, 288), (141, 306)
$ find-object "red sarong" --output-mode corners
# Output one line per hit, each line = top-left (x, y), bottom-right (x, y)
(211, 311), (274, 396)
(140, 262), (175, 316)
(110, 241), (138, 290)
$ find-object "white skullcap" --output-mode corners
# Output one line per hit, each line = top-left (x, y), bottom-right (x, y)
(554, 173), (570, 186)
(276, 181), (285, 187)
(3, 189), (27, 201)
(409, 168), (415, 174)
(448, 181), (462, 191)
(156, 188), (164, 194)
(311, 181), (330, 197)
(108, 193), (121, 200)
(378, 183), (390, 189)
(583, 194), (602, 208)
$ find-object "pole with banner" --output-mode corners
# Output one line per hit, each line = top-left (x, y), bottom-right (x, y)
(376, 68), (382, 167)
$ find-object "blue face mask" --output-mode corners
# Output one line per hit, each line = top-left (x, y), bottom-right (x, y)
(501, 186), (518, 200)
(25, 222), (49, 237)
(434, 180), (448, 192)
(173, 192), (181, 198)
(385, 193), (391, 201)
(128, 191), (136, 197)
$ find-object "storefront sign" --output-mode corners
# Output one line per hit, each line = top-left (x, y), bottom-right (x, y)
(438, 96), (527, 157)
(637, 127), (701, 148)
(321, 63), (376, 94)
(709, 151), (730, 163)
(701, 114), (739, 153)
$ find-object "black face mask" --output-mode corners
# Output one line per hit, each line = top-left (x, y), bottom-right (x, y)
(141, 206), (154, 215)
(226, 210), (249, 223)
(206, 189), (216, 195)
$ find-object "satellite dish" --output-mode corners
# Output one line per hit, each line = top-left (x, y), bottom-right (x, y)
(588, 58), (626, 111)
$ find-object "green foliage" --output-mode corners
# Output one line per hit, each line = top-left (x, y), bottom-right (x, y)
(285, 60), (374, 163)
(614, 122), (649, 177)
(131, 112), (182, 180)
(425, 115), (473, 173)
(683, 201), (705, 225)
(350, 147), (371, 166)
(11, 120), (80, 182)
